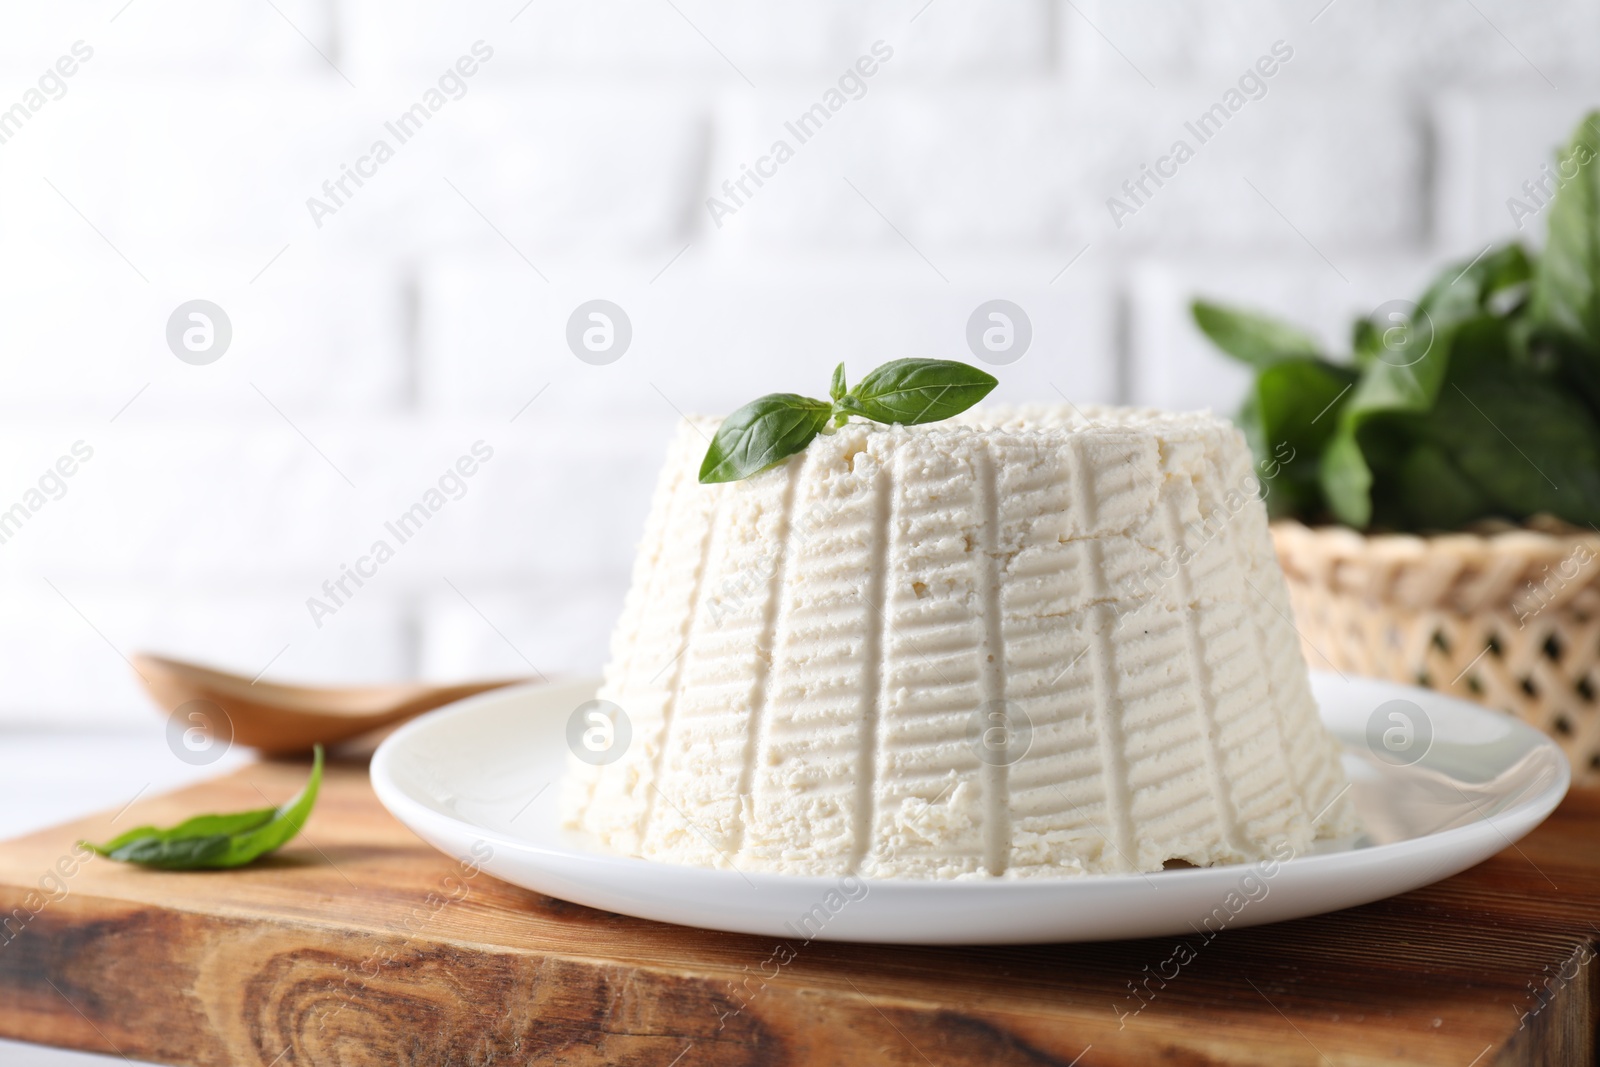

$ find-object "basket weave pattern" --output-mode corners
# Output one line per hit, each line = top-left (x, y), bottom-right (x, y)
(1272, 518), (1600, 786)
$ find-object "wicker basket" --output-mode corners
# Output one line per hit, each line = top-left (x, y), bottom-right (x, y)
(1272, 517), (1600, 786)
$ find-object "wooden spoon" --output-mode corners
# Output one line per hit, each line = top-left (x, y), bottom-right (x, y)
(132, 653), (530, 756)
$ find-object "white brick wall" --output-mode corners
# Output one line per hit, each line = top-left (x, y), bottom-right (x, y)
(338, 0), (1053, 80)
(417, 255), (1116, 412)
(1434, 92), (1600, 249)
(0, 0), (1597, 735)
(0, 1), (332, 76)
(1062, 0), (1600, 87)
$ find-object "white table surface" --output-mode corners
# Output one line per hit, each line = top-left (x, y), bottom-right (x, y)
(0, 729), (251, 1066)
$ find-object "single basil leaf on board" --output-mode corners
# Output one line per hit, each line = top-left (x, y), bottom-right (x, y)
(84, 745), (324, 871)
(699, 394), (833, 484)
(101, 832), (238, 869)
(1191, 300), (1322, 370)
(844, 358), (998, 425)
(210, 746), (325, 868)
(91, 806), (280, 855)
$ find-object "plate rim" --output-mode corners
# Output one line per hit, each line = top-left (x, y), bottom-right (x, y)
(371, 672), (1573, 896)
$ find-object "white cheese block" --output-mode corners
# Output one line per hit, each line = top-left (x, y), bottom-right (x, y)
(563, 405), (1357, 879)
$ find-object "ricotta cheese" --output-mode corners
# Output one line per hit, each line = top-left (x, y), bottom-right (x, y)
(563, 405), (1357, 878)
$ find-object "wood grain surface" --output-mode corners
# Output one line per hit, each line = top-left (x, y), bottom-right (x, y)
(0, 757), (1595, 1067)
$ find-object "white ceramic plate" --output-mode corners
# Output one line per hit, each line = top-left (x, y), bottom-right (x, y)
(370, 674), (1570, 945)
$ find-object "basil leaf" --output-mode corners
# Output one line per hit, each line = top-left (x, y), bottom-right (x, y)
(100, 833), (238, 869)
(1416, 334), (1600, 525)
(1317, 274), (1499, 527)
(1255, 359), (1357, 460)
(698, 358), (997, 483)
(1384, 443), (1491, 532)
(699, 394), (833, 484)
(1319, 432), (1374, 527)
(1192, 300), (1322, 370)
(843, 358), (997, 425)
(92, 807), (279, 854)
(1422, 244), (1532, 326)
(1349, 249), (1528, 371)
(1531, 112), (1600, 355)
(1319, 344), (1454, 528)
(1351, 317), (1378, 366)
(1251, 359), (1357, 519)
(1528, 113), (1600, 414)
(85, 745), (324, 870)
(1323, 309), (1600, 529)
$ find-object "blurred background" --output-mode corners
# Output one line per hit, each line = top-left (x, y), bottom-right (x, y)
(0, 1), (1590, 1061)
(0, 0), (1591, 819)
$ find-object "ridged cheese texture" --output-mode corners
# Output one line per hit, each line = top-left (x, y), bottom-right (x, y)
(563, 404), (1357, 879)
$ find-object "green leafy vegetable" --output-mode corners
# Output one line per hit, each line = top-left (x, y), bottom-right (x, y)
(1531, 115), (1600, 356)
(1250, 358), (1357, 519)
(1193, 111), (1600, 532)
(84, 745), (323, 870)
(698, 394), (834, 484)
(1192, 300), (1323, 370)
(699, 359), (998, 484)
(1530, 115), (1600, 414)
(843, 359), (1001, 425)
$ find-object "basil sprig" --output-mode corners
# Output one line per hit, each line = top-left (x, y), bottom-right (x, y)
(699, 359), (998, 484)
(84, 745), (323, 870)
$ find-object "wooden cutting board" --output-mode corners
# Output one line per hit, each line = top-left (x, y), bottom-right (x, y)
(0, 758), (1595, 1067)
